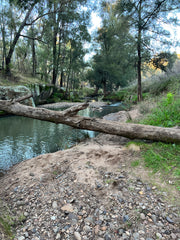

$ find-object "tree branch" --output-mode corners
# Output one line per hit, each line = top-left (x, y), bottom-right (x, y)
(63, 102), (89, 116)
(11, 94), (33, 103)
(142, 0), (166, 29)
(19, 34), (47, 44)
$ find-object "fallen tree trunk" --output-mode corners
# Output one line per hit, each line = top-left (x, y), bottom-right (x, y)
(0, 96), (180, 143)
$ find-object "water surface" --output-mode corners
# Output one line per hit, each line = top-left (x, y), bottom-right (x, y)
(0, 103), (125, 171)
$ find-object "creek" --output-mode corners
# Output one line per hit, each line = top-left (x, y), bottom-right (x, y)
(0, 102), (125, 172)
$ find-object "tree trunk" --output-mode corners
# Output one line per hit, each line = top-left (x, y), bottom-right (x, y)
(137, 0), (142, 102)
(5, 3), (36, 75)
(137, 32), (142, 102)
(60, 71), (64, 87)
(31, 26), (37, 77)
(0, 97), (180, 144)
(1, 25), (6, 70)
(32, 38), (36, 76)
(52, 29), (57, 85)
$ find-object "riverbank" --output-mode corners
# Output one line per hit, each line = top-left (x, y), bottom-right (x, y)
(0, 105), (179, 240)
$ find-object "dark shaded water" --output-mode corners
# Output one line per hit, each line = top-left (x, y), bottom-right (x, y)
(0, 102), (125, 171)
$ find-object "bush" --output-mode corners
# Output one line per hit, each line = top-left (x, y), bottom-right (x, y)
(79, 88), (95, 98)
(103, 90), (129, 101)
(143, 75), (180, 96)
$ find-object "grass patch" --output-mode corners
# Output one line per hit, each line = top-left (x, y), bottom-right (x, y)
(0, 199), (28, 239)
(140, 92), (180, 127)
(131, 160), (140, 167)
(141, 142), (180, 190)
(0, 216), (14, 239)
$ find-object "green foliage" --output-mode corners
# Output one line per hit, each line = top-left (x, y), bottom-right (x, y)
(88, 3), (136, 94)
(140, 92), (180, 127)
(79, 88), (95, 98)
(0, 216), (14, 238)
(103, 90), (128, 101)
(141, 142), (180, 190)
(9, 0), (38, 9)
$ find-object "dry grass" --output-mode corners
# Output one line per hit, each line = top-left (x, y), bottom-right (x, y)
(0, 71), (45, 86)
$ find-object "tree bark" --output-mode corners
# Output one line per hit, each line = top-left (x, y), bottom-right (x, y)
(1, 25), (6, 70)
(0, 98), (180, 144)
(137, 0), (142, 102)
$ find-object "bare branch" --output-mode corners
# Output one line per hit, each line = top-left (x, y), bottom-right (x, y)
(11, 94), (33, 103)
(20, 34), (47, 44)
(63, 102), (89, 117)
(142, 0), (166, 29)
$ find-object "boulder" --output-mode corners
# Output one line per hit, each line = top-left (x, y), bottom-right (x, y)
(0, 86), (35, 107)
(103, 110), (131, 122)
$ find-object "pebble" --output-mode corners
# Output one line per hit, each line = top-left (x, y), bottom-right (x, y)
(133, 232), (139, 239)
(171, 233), (177, 239)
(51, 215), (57, 220)
(56, 233), (61, 239)
(156, 233), (162, 239)
(140, 213), (146, 220)
(61, 204), (74, 212)
(83, 225), (91, 233)
(151, 214), (157, 223)
(104, 234), (111, 240)
(52, 201), (58, 209)
(74, 232), (81, 240)
(18, 237), (25, 240)
(24, 211), (29, 217)
(166, 216), (174, 224)
(123, 215), (129, 222)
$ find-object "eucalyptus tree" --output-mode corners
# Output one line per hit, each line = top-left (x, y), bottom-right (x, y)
(5, 0), (40, 75)
(115, 0), (180, 101)
(0, 0), (8, 69)
(88, 2), (136, 95)
(15, 39), (29, 73)
(0, 0), (18, 70)
(42, 0), (90, 86)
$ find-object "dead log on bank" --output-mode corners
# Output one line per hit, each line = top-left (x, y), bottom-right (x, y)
(0, 95), (180, 143)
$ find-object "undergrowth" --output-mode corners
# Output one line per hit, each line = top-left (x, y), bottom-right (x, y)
(129, 88), (180, 191)
(141, 142), (180, 191)
(129, 141), (180, 191)
(140, 92), (180, 127)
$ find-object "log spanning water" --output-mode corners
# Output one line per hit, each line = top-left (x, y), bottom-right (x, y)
(0, 95), (180, 144)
